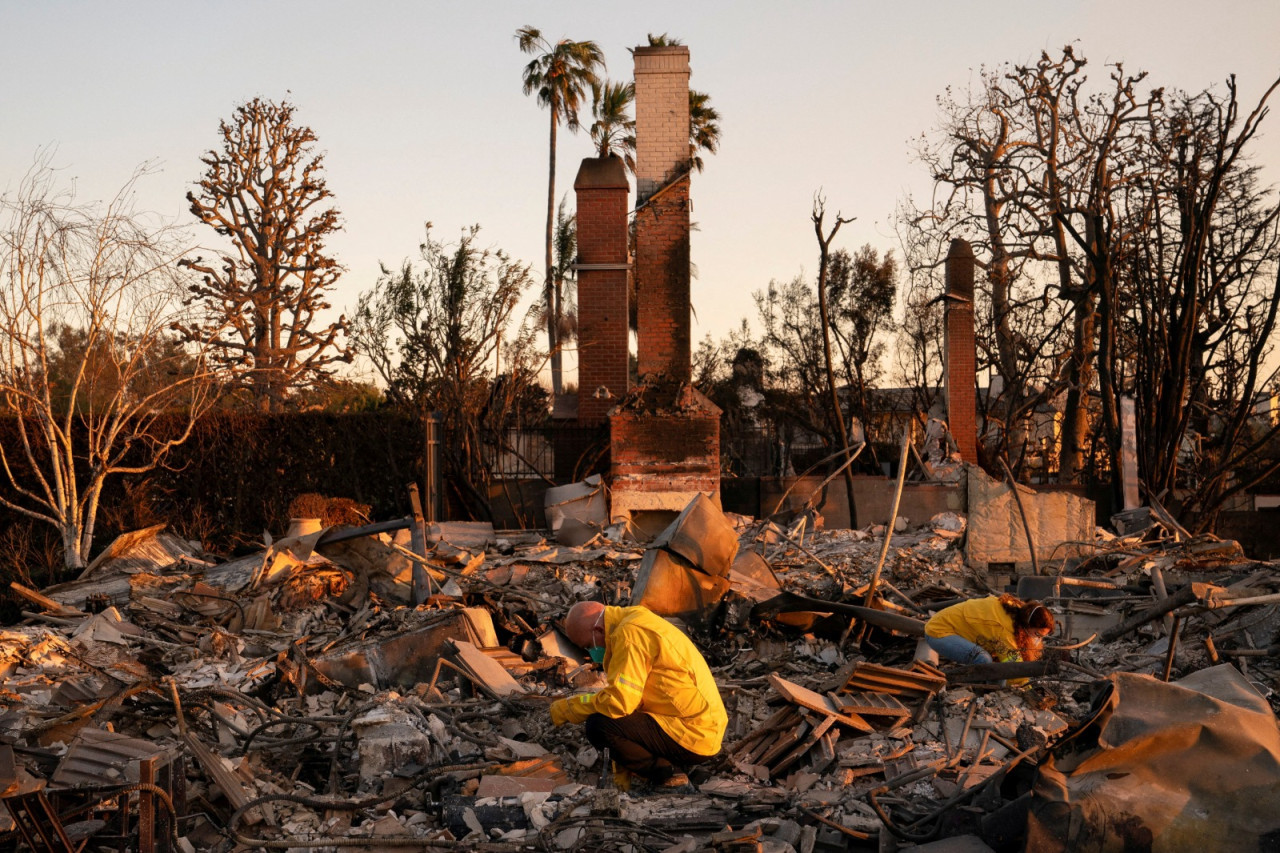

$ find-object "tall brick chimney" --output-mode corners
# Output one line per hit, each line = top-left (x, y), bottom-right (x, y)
(573, 156), (630, 425)
(608, 43), (720, 524)
(633, 45), (691, 382)
(944, 238), (979, 462)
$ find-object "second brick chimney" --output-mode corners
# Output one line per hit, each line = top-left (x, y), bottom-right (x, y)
(573, 156), (630, 424)
(945, 238), (979, 462)
(633, 45), (692, 382)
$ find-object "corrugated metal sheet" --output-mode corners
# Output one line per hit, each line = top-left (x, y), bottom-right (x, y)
(51, 727), (175, 788)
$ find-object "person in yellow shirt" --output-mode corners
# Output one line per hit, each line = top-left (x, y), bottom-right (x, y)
(924, 594), (1054, 665)
(550, 602), (727, 788)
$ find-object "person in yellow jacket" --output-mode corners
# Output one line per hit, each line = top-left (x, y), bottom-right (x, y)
(549, 602), (727, 788)
(924, 594), (1054, 665)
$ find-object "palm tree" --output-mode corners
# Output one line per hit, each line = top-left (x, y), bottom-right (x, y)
(590, 80), (636, 172)
(515, 25), (604, 400)
(552, 198), (578, 351)
(689, 90), (721, 173)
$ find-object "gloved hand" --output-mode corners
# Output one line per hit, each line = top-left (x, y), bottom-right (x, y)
(549, 698), (571, 726)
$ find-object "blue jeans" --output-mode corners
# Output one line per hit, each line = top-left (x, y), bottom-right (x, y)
(926, 634), (993, 665)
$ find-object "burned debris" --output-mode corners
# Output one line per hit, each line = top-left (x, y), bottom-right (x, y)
(1, 467), (1279, 852)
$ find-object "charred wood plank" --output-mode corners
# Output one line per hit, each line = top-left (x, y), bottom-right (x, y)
(751, 591), (925, 636)
(945, 660), (1056, 684)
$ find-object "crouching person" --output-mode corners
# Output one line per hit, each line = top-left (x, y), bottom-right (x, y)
(550, 602), (726, 789)
(925, 594), (1055, 667)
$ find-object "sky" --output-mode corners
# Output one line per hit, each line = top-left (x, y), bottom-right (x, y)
(3, 1), (1279, 385)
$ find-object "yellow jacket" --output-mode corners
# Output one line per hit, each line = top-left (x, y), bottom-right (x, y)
(925, 596), (1019, 661)
(549, 605), (727, 756)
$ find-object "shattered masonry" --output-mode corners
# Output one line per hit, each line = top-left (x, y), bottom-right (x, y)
(3, 471), (1280, 851)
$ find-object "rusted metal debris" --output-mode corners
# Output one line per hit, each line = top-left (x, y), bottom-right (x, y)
(1, 482), (1280, 850)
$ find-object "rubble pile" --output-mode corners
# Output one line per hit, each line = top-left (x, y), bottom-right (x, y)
(2, 492), (1280, 852)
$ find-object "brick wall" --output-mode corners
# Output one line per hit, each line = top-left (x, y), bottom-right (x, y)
(633, 45), (691, 382)
(634, 179), (690, 379)
(610, 407), (720, 508)
(945, 238), (979, 462)
(574, 157), (630, 424)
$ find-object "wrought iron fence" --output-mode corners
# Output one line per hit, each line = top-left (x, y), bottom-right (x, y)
(481, 424), (609, 483)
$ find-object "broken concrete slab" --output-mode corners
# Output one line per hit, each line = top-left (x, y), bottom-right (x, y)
(475, 774), (560, 797)
(965, 466), (1094, 570)
(426, 521), (496, 551)
(351, 702), (436, 789)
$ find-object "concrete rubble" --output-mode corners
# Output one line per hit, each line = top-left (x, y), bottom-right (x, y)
(2, 483), (1280, 852)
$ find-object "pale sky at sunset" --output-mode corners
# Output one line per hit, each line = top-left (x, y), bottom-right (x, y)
(4, 1), (1278, 384)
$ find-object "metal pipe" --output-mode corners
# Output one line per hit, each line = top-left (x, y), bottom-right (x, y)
(1162, 614), (1182, 681)
(1205, 591), (1280, 609)
(314, 517), (412, 547)
(865, 426), (911, 607)
(999, 457), (1039, 576)
(1150, 566), (1175, 635)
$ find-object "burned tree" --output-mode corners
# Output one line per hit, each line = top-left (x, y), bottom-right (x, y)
(180, 97), (351, 412)
(0, 159), (218, 572)
(827, 244), (897, 436)
(911, 47), (1280, 525)
(909, 49), (1160, 480)
(1122, 77), (1280, 528)
(910, 49), (1161, 475)
(812, 195), (859, 519)
(751, 210), (899, 490)
(349, 225), (536, 519)
(753, 276), (831, 445)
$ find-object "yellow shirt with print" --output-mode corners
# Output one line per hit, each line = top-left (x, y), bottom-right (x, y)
(925, 596), (1020, 661)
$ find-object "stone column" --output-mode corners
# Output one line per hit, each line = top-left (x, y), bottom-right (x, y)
(633, 45), (691, 382)
(945, 238), (979, 462)
(573, 156), (630, 425)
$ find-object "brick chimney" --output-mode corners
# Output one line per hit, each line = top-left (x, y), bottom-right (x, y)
(608, 43), (720, 524)
(573, 156), (630, 424)
(633, 45), (691, 382)
(944, 238), (979, 462)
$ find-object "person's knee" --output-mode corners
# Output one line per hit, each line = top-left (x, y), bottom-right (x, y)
(927, 634), (992, 665)
(966, 646), (993, 665)
(584, 714), (612, 749)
